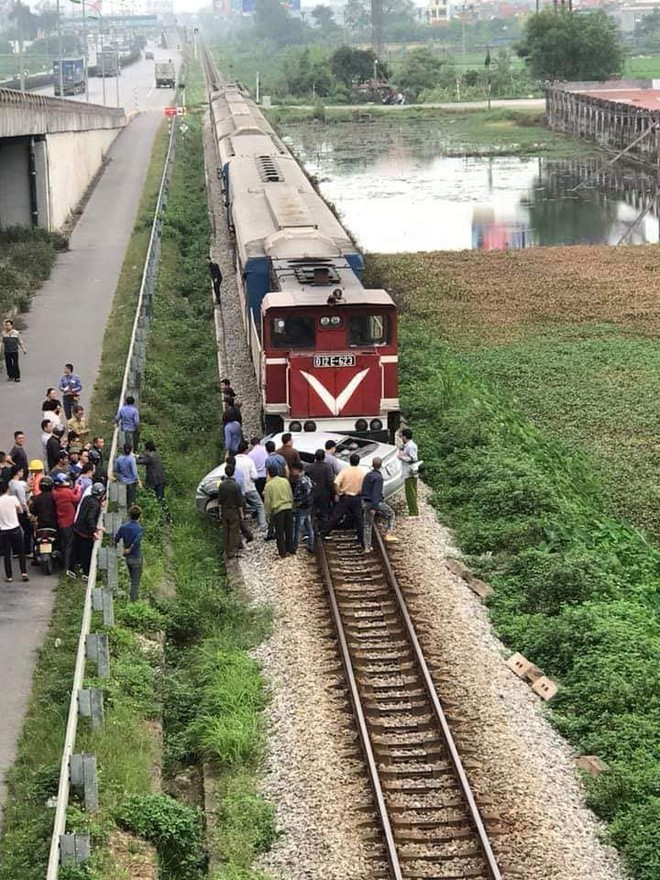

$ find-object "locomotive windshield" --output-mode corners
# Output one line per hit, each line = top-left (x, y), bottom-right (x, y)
(348, 314), (389, 346)
(270, 317), (316, 349)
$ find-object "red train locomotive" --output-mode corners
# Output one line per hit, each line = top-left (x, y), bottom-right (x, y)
(210, 84), (399, 440)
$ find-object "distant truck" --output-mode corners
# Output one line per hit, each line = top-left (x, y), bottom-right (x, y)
(98, 47), (120, 77)
(53, 57), (85, 96)
(155, 60), (176, 89)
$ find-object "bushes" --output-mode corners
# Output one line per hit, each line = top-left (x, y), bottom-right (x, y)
(0, 227), (66, 317)
(118, 794), (206, 879)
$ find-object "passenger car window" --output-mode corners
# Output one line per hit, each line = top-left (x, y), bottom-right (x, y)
(348, 314), (389, 346)
(270, 317), (316, 349)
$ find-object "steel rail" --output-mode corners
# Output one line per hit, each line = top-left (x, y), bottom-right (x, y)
(372, 527), (503, 880)
(316, 536), (405, 880)
(45, 99), (179, 880)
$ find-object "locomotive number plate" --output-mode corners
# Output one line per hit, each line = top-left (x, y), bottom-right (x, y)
(313, 354), (356, 368)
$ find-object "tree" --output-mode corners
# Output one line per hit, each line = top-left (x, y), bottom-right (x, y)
(329, 45), (385, 86)
(343, 0), (423, 42)
(517, 10), (623, 82)
(397, 46), (445, 99)
(281, 47), (334, 96)
(311, 5), (339, 31)
(253, 0), (309, 46)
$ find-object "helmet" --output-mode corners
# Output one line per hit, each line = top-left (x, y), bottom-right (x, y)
(53, 426), (65, 437)
(88, 449), (101, 464)
(91, 482), (106, 498)
(29, 459), (44, 471)
(53, 473), (69, 485)
(40, 476), (54, 491)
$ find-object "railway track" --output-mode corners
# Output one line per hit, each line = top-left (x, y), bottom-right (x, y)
(318, 528), (503, 880)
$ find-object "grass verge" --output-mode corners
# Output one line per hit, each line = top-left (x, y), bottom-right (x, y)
(0, 227), (68, 318)
(366, 251), (660, 880)
(0, 123), (170, 880)
(128, 92), (275, 879)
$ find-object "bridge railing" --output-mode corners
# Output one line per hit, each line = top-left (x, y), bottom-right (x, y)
(44, 110), (179, 880)
(0, 85), (126, 117)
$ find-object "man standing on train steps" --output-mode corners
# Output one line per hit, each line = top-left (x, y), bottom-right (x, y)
(207, 256), (222, 305)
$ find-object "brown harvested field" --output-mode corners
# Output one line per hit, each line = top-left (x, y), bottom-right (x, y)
(367, 245), (660, 341)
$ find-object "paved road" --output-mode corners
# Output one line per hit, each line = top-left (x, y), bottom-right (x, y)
(34, 43), (180, 111)
(0, 59), (177, 827)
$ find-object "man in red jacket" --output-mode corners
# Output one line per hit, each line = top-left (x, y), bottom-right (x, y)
(53, 473), (81, 575)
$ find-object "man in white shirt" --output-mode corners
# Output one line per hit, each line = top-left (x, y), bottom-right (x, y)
(397, 427), (419, 516)
(235, 440), (267, 532)
(0, 480), (29, 581)
(247, 437), (268, 498)
(41, 419), (53, 460)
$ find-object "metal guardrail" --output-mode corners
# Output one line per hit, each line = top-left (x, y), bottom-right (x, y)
(45, 110), (179, 879)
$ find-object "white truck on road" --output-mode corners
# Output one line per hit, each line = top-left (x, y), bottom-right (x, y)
(155, 60), (176, 88)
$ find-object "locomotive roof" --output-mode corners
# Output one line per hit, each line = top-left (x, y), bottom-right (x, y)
(218, 133), (287, 166)
(229, 156), (355, 261)
(262, 289), (395, 310)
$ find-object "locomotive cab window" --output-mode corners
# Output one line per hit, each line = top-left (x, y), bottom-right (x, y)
(348, 314), (389, 346)
(270, 317), (316, 349)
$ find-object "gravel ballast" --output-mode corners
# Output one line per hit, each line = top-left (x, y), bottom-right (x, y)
(201, 105), (627, 880)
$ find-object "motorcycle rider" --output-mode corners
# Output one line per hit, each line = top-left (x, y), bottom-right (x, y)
(29, 476), (58, 567)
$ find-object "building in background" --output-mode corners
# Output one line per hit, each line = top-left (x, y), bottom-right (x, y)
(428, 0), (450, 24)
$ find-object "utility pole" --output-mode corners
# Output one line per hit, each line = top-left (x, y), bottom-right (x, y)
(56, 0), (64, 97)
(371, 0), (383, 56)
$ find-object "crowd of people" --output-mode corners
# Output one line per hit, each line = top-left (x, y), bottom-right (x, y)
(1, 360), (166, 599)
(216, 378), (420, 560)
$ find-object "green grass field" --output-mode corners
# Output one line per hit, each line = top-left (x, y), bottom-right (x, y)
(366, 245), (660, 880)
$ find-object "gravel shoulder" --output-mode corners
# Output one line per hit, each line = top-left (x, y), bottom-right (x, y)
(201, 105), (627, 880)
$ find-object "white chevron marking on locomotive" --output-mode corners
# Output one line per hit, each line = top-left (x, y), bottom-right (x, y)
(300, 369), (370, 416)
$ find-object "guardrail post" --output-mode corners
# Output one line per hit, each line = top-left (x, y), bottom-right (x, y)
(97, 546), (118, 588)
(60, 833), (91, 866)
(78, 688), (105, 730)
(86, 632), (110, 679)
(70, 754), (99, 812)
(92, 587), (115, 626)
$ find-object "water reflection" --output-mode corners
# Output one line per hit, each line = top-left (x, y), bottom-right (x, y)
(285, 132), (660, 252)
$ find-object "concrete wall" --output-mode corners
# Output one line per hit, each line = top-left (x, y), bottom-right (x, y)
(0, 137), (31, 228)
(44, 127), (119, 229)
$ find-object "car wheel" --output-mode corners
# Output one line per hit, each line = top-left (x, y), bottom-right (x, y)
(205, 498), (220, 520)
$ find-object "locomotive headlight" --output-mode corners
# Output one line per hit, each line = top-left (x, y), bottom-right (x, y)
(320, 316), (330, 326)
(370, 419), (383, 432)
(330, 316), (342, 325)
(289, 421), (302, 432)
(304, 421), (317, 432)
(355, 419), (368, 432)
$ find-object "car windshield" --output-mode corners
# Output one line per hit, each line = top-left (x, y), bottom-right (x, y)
(335, 438), (380, 460)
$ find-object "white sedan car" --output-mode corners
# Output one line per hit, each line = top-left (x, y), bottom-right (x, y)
(195, 431), (405, 518)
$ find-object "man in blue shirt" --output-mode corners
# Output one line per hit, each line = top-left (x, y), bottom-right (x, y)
(264, 440), (287, 476)
(58, 363), (82, 420)
(113, 443), (141, 507)
(224, 418), (242, 456)
(361, 457), (398, 552)
(114, 505), (143, 601)
(114, 395), (141, 451)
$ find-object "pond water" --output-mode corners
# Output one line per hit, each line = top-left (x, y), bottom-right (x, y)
(283, 128), (660, 253)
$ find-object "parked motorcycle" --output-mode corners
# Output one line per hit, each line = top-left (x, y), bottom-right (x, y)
(34, 527), (58, 575)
